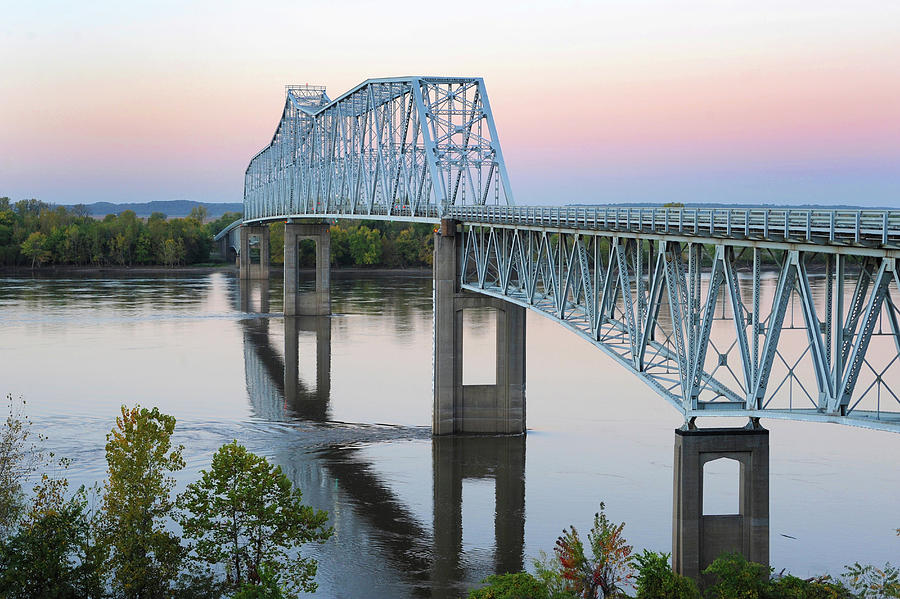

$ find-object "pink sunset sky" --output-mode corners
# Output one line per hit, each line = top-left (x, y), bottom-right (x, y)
(1, 1), (899, 207)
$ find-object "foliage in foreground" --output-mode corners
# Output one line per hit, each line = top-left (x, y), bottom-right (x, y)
(468, 572), (550, 599)
(0, 478), (106, 598)
(102, 405), (186, 597)
(703, 553), (859, 599)
(0, 395), (43, 539)
(633, 550), (699, 599)
(177, 440), (332, 593)
(553, 503), (633, 598)
(843, 562), (900, 598)
(0, 397), (332, 598)
(478, 507), (895, 599)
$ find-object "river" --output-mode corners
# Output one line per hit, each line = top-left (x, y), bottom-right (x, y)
(0, 272), (897, 597)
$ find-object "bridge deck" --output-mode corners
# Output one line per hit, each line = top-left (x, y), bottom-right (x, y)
(237, 204), (900, 251)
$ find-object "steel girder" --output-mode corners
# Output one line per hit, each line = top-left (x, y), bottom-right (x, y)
(243, 77), (513, 222)
(459, 224), (900, 432)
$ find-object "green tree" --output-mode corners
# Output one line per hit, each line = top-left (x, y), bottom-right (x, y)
(348, 225), (382, 265)
(533, 551), (578, 599)
(232, 563), (287, 599)
(769, 574), (854, 599)
(469, 572), (550, 599)
(135, 232), (153, 264)
(552, 503), (633, 598)
(0, 477), (106, 598)
(0, 395), (43, 539)
(20, 231), (49, 268)
(177, 440), (332, 594)
(702, 553), (770, 599)
(162, 238), (186, 267)
(843, 562), (900, 598)
(189, 205), (209, 223)
(632, 551), (698, 599)
(102, 405), (185, 598)
(329, 224), (351, 266)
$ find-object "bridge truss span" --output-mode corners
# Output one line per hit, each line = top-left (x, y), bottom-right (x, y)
(458, 222), (900, 432)
(243, 77), (514, 222)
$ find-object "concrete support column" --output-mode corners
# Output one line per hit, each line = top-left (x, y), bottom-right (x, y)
(239, 225), (270, 280)
(672, 426), (769, 581)
(433, 220), (526, 435)
(284, 223), (331, 316)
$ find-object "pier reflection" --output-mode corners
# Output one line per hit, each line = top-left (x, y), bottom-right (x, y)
(238, 290), (526, 596)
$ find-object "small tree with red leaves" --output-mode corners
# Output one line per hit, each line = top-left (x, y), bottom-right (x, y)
(553, 503), (633, 598)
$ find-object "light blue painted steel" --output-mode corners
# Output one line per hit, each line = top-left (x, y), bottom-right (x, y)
(235, 77), (900, 433)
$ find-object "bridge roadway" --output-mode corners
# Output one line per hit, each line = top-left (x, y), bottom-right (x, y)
(215, 76), (900, 580)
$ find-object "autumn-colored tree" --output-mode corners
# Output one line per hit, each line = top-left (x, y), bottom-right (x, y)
(553, 503), (633, 598)
(102, 405), (185, 598)
(177, 441), (332, 594)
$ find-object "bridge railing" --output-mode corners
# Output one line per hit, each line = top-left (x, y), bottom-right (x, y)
(448, 205), (900, 246)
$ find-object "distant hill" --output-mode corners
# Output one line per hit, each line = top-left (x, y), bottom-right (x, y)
(60, 200), (243, 218)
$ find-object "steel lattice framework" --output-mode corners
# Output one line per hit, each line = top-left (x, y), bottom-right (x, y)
(234, 77), (900, 433)
(243, 77), (513, 222)
(458, 220), (900, 432)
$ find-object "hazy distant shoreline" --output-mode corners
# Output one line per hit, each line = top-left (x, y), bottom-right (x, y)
(56, 199), (243, 219)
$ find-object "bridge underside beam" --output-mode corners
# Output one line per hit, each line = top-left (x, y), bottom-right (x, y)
(434, 220), (526, 435)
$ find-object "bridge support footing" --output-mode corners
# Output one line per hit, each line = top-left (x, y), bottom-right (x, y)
(434, 221), (526, 435)
(239, 225), (270, 280)
(672, 426), (769, 581)
(284, 223), (331, 316)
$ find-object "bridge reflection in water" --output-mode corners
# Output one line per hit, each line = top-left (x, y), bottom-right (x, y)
(236, 283), (525, 598)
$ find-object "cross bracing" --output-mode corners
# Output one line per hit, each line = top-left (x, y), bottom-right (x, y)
(243, 77), (514, 221)
(236, 77), (900, 433)
(459, 223), (900, 432)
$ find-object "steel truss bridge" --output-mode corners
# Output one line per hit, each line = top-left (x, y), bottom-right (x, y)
(221, 76), (900, 433)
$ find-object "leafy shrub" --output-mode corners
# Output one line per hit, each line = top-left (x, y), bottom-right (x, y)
(633, 550), (699, 599)
(843, 562), (900, 598)
(769, 574), (854, 599)
(702, 553), (770, 599)
(469, 572), (549, 599)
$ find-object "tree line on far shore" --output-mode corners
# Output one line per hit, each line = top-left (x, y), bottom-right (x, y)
(0, 197), (436, 269)
(0, 198), (224, 268)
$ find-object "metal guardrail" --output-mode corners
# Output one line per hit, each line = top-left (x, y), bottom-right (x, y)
(448, 206), (900, 246)
(238, 204), (900, 248)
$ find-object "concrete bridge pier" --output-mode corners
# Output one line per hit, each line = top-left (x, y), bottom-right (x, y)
(672, 425), (769, 581)
(433, 220), (526, 435)
(239, 225), (270, 280)
(284, 223), (331, 316)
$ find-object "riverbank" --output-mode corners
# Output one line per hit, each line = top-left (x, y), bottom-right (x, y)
(0, 264), (432, 277)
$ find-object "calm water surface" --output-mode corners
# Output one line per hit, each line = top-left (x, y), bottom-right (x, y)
(0, 272), (897, 597)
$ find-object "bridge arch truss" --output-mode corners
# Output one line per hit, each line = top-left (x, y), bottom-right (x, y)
(243, 77), (514, 222)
